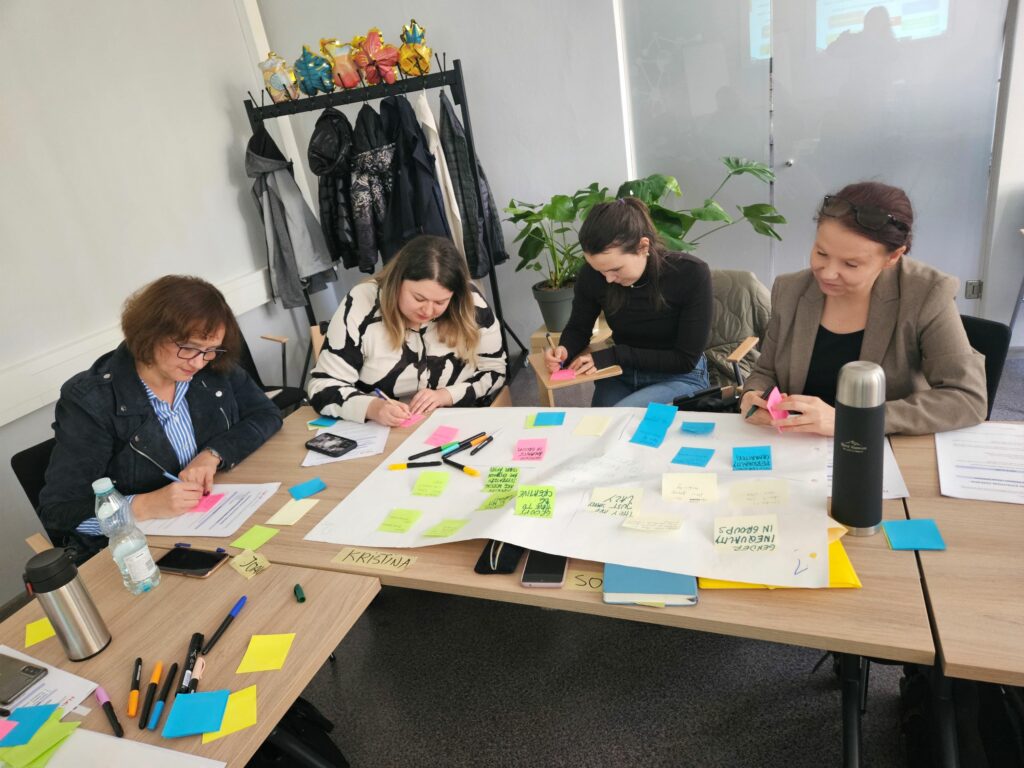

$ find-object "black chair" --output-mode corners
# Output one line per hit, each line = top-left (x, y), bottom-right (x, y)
(238, 335), (306, 417)
(961, 314), (1011, 420)
(10, 437), (67, 548)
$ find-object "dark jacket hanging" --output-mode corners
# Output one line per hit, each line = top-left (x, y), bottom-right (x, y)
(350, 104), (396, 273)
(438, 91), (509, 278)
(308, 108), (358, 269)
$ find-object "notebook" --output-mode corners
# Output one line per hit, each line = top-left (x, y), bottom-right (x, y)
(602, 563), (698, 606)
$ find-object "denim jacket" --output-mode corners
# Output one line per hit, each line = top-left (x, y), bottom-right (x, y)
(38, 343), (283, 537)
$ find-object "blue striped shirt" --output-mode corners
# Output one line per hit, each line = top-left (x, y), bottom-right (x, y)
(77, 380), (197, 536)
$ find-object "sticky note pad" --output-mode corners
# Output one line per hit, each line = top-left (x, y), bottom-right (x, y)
(24, 617), (55, 648)
(422, 518), (469, 538)
(230, 549), (270, 580)
(672, 446), (715, 467)
(0, 705), (58, 747)
(308, 416), (338, 428)
(662, 473), (718, 503)
(732, 445), (772, 471)
(881, 519), (946, 551)
(188, 493), (224, 514)
(550, 368), (576, 382)
(289, 477), (326, 500)
(267, 498), (318, 526)
(202, 685), (258, 744)
(574, 414), (610, 436)
(399, 413), (426, 428)
(378, 508), (422, 533)
(161, 689), (230, 738)
(0, 710), (76, 763)
(483, 466), (519, 492)
(412, 471), (450, 497)
(681, 421), (715, 435)
(477, 491), (518, 511)
(230, 525), (279, 551)
(425, 426), (458, 446)
(514, 438), (547, 461)
(237, 633), (296, 674)
(533, 411), (566, 427)
(515, 486), (555, 518)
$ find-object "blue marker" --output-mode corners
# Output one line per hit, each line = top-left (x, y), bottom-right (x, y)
(201, 596), (247, 656)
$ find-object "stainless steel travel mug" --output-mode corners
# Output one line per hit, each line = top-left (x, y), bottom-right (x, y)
(831, 361), (886, 536)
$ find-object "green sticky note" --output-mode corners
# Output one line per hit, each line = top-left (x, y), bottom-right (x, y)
(515, 486), (555, 518)
(0, 709), (78, 768)
(483, 466), (519, 493)
(477, 490), (518, 511)
(412, 471), (450, 497)
(378, 509), (422, 533)
(422, 518), (469, 538)
(524, 414), (536, 428)
(230, 525), (279, 551)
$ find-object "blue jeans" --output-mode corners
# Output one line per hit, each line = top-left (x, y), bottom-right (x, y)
(592, 355), (710, 408)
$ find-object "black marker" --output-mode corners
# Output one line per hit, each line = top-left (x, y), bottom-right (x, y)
(95, 686), (123, 737)
(470, 435), (494, 456)
(138, 661), (163, 729)
(178, 633), (204, 694)
(127, 657), (142, 717)
(744, 386), (776, 419)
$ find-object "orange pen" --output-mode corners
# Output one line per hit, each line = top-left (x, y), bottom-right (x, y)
(126, 657), (142, 716)
(137, 661), (163, 730)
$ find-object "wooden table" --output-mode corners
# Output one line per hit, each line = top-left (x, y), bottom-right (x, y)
(0, 552), (378, 766)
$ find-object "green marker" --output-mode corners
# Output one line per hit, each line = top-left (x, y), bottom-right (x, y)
(293, 584), (305, 603)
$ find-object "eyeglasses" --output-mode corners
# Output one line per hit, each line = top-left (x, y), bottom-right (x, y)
(820, 195), (909, 234)
(174, 342), (226, 361)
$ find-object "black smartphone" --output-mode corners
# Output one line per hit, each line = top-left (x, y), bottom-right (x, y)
(305, 433), (358, 458)
(520, 550), (568, 588)
(155, 548), (230, 578)
(474, 540), (526, 575)
(0, 654), (47, 706)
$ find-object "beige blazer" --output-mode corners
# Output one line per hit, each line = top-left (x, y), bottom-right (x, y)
(744, 257), (987, 435)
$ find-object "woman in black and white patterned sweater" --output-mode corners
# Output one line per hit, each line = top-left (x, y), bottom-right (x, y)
(308, 235), (507, 426)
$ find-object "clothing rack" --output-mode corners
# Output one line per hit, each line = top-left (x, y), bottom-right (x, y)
(244, 57), (529, 384)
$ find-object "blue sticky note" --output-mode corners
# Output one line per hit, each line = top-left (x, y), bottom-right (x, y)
(672, 446), (715, 467)
(681, 421), (715, 435)
(289, 476), (326, 500)
(308, 416), (337, 428)
(161, 689), (230, 738)
(630, 424), (668, 448)
(0, 704), (58, 747)
(533, 411), (566, 427)
(881, 519), (946, 551)
(732, 446), (772, 471)
(643, 402), (678, 426)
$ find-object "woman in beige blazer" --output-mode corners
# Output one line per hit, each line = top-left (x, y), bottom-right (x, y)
(742, 181), (986, 436)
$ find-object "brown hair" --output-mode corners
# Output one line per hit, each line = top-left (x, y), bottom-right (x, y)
(578, 197), (668, 314)
(121, 275), (241, 372)
(818, 181), (914, 254)
(372, 235), (480, 361)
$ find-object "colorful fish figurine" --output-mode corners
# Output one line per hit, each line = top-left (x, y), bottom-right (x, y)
(351, 28), (399, 86)
(398, 19), (431, 77)
(293, 45), (335, 96)
(320, 38), (360, 90)
(259, 51), (298, 103)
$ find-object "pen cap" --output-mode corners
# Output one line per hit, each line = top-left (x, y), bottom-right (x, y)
(23, 549), (111, 661)
(831, 362), (886, 536)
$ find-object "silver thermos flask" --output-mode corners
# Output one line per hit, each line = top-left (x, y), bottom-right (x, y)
(23, 548), (111, 661)
(831, 361), (886, 536)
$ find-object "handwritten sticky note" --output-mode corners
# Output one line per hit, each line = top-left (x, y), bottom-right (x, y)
(412, 471), (450, 497)
(0, 705), (58, 747)
(202, 684), (258, 744)
(730, 478), (790, 507)
(230, 550), (270, 580)
(514, 438), (547, 461)
(881, 519), (946, 551)
(566, 571), (604, 591)
(161, 689), (230, 738)
(574, 414), (610, 436)
(484, 466), (519, 492)
(188, 493), (224, 514)
(477, 491), (518, 511)
(289, 477), (326, 500)
(237, 633), (295, 673)
(378, 508), (422, 533)
(24, 617), (55, 648)
(630, 423), (669, 448)
(425, 425), (458, 446)
(621, 515), (683, 532)
(332, 547), (416, 572)
(586, 487), (643, 517)
(399, 413), (426, 428)
(732, 445), (772, 471)
(672, 446), (715, 467)
(662, 473), (718, 503)
(714, 514), (779, 552)
(267, 498), (318, 526)
(550, 368), (576, 382)
(515, 486), (555, 518)
(422, 518), (469, 538)
(308, 416), (338, 428)
(230, 525), (279, 551)
(533, 411), (566, 427)
(681, 421), (715, 435)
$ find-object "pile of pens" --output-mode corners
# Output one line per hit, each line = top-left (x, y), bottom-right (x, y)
(388, 431), (493, 477)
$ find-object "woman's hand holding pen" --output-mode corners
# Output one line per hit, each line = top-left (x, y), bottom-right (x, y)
(132, 482), (204, 520)
(409, 388), (453, 415)
(179, 451), (218, 493)
(740, 389), (774, 426)
(544, 345), (568, 373)
(367, 397), (412, 427)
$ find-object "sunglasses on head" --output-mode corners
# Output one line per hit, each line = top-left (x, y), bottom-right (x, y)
(820, 195), (909, 234)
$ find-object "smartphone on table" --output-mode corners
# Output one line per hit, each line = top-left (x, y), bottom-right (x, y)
(520, 550), (568, 588)
(305, 433), (358, 458)
(0, 654), (47, 707)
(155, 548), (230, 578)
(474, 540), (526, 575)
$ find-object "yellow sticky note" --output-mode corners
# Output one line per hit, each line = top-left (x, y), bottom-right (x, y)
(524, 414), (536, 428)
(566, 571), (604, 592)
(332, 548), (417, 572)
(729, 478), (790, 507)
(586, 487), (643, 517)
(231, 525), (279, 551)
(412, 471), (450, 497)
(635, 601), (666, 608)
(378, 509), (422, 533)
(267, 498), (319, 526)
(713, 514), (778, 552)
(478, 490), (518, 510)
(621, 515), (682, 532)
(422, 518), (469, 538)
(662, 473), (718, 503)
(514, 486), (555, 518)
(230, 549), (271, 580)
(828, 539), (862, 588)
(574, 414), (610, 436)
(202, 684), (258, 743)
(25, 617), (55, 648)
(236, 633), (295, 674)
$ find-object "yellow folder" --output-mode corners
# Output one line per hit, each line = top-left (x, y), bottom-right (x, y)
(697, 537), (862, 590)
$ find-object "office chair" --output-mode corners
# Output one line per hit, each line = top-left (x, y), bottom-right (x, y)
(238, 334), (306, 417)
(960, 314), (1011, 420)
(10, 437), (68, 548)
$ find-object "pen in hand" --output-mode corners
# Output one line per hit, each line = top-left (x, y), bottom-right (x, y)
(744, 386), (776, 419)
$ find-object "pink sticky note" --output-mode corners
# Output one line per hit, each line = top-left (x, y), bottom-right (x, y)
(399, 413), (426, 428)
(550, 368), (576, 382)
(766, 387), (788, 432)
(0, 720), (15, 740)
(514, 438), (547, 461)
(425, 426), (458, 446)
(189, 493), (225, 514)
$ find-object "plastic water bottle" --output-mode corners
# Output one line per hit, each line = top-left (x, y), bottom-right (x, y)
(93, 478), (160, 594)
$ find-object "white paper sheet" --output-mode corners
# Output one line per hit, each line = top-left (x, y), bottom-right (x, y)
(825, 438), (909, 499)
(0, 645), (96, 715)
(136, 483), (279, 538)
(45, 728), (226, 767)
(305, 408), (834, 587)
(935, 422), (1024, 504)
(301, 421), (390, 467)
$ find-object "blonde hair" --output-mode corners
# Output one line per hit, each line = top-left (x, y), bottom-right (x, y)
(372, 235), (481, 362)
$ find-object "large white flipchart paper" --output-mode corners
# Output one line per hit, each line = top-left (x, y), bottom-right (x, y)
(305, 408), (833, 587)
